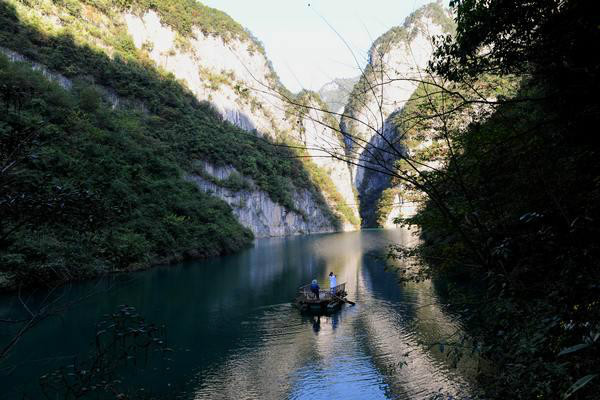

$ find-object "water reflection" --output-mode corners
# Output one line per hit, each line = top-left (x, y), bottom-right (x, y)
(1, 229), (476, 399)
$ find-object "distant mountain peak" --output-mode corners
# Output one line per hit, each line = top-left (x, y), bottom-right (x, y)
(318, 76), (360, 113)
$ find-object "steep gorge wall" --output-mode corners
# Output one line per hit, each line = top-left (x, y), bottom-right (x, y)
(3, 0), (454, 236)
(340, 3), (453, 227)
(187, 163), (335, 237)
(122, 9), (360, 233)
(1, 0), (359, 238)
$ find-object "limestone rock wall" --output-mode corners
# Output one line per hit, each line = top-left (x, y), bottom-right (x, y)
(340, 4), (453, 227)
(123, 10), (358, 232)
(187, 163), (335, 237)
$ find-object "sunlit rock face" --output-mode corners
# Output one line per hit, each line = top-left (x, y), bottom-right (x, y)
(291, 94), (360, 225)
(187, 163), (336, 237)
(318, 77), (359, 115)
(340, 3), (453, 227)
(124, 10), (359, 233)
(124, 10), (290, 138)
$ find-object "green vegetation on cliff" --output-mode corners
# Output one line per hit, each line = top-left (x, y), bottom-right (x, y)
(0, 54), (253, 286)
(0, 0), (343, 286)
(84, 0), (254, 45)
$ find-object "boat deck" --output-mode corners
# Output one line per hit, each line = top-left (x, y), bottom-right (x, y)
(294, 282), (347, 313)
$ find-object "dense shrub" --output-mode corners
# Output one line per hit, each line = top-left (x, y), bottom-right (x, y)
(0, 55), (254, 285)
(0, 0), (348, 285)
(404, 1), (600, 398)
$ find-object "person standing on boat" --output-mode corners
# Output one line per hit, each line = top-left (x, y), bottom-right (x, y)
(310, 279), (320, 299)
(329, 272), (337, 295)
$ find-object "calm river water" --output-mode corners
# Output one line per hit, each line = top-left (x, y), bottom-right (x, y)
(1, 229), (477, 399)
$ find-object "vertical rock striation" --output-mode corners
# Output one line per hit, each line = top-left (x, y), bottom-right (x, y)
(123, 9), (359, 234)
(340, 3), (453, 227)
(186, 162), (336, 237)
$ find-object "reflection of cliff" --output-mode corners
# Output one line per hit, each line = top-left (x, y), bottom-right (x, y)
(190, 306), (313, 400)
(356, 248), (477, 398)
(187, 229), (474, 400)
(189, 235), (365, 400)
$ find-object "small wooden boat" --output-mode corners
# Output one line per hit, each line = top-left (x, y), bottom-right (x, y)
(294, 282), (353, 314)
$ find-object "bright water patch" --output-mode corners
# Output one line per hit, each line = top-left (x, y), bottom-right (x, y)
(0, 229), (477, 399)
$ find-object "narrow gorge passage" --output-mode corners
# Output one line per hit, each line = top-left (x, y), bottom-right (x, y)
(3, 0), (596, 398)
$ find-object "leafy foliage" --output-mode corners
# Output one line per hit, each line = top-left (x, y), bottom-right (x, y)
(431, 0), (600, 84)
(402, 1), (600, 398)
(0, 55), (255, 286)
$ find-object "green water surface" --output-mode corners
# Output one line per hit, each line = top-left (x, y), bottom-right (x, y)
(1, 229), (477, 399)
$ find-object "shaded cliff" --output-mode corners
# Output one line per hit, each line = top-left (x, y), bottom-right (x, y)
(340, 3), (453, 227)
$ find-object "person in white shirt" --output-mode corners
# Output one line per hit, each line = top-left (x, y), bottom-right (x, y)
(329, 272), (337, 295)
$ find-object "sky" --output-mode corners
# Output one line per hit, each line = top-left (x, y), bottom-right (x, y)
(201, 0), (440, 93)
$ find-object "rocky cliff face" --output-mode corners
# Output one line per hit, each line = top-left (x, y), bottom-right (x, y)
(2, 0), (452, 236)
(123, 10), (287, 137)
(122, 9), (359, 234)
(186, 162), (336, 237)
(318, 77), (359, 115)
(340, 3), (453, 227)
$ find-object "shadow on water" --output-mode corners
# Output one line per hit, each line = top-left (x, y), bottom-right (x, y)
(1, 229), (479, 399)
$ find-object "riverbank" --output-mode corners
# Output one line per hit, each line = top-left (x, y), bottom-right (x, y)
(0, 243), (244, 293)
(0, 225), (366, 293)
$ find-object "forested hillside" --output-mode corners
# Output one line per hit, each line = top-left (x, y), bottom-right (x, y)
(0, 0), (349, 288)
(339, 3), (454, 227)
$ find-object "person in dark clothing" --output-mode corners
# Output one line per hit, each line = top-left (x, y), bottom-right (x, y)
(310, 279), (320, 299)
